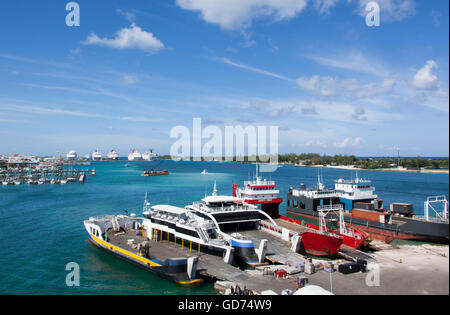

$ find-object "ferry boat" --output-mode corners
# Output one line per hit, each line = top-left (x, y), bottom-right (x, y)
(141, 195), (235, 266)
(106, 149), (119, 160)
(142, 150), (157, 161)
(84, 214), (203, 286)
(92, 150), (102, 161)
(66, 150), (77, 161)
(185, 183), (273, 266)
(128, 149), (142, 161)
(286, 175), (449, 243)
(233, 164), (282, 218)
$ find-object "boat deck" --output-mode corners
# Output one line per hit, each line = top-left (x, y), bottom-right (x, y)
(105, 228), (380, 295)
(272, 218), (316, 233)
(266, 219), (375, 262)
(239, 228), (307, 266)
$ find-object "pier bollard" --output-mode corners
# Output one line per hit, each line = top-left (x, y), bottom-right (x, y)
(182, 238), (184, 249)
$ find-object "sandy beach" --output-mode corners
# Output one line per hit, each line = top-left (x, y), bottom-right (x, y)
(295, 164), (449, 174)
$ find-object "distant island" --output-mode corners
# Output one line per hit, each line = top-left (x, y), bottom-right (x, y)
(158, 153), (449, 173)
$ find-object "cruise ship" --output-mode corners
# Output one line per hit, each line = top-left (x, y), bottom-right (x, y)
(128, 149), (142, 161)
(92, 149), (102, 161)
(106, 150), (119, 160)
(142, 150), (157, 161)
(66, 150), (77, 160)
(84, 214), (203, 286)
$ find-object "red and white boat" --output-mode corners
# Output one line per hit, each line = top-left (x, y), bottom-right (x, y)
(281, 205), (370, 250)
(232, 165), (344, 257)
(232, 165), (282, 218)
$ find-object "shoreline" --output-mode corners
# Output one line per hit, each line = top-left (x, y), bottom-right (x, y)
(293, 164), (449, 174)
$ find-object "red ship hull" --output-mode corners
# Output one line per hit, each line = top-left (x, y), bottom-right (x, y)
(300, 231), (344, 257)
(280, 216), (369, 250)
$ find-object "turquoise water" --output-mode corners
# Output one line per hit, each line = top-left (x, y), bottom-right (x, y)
(0, 160), (448, 294)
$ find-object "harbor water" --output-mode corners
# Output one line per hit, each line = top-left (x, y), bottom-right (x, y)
(0, 160), (448, 294)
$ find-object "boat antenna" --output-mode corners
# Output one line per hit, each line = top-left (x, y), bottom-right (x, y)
(212, 180), (218, 196)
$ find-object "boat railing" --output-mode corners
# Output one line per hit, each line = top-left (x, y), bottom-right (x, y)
(317, 205), (343, 212)
(422, 196), (449, 224)
(243, 180), (276, 186)
(193, 202), (255, 213)
(414, 216), (449, 224)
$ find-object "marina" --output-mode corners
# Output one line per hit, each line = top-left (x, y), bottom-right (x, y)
(0, 160), (448, 295)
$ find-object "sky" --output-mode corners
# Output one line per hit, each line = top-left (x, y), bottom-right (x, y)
(0, 0), (448, 157)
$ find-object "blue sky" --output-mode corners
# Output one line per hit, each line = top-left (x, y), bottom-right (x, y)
(0, 0), (448, 157)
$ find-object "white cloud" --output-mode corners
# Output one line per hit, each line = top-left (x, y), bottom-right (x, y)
(218, 57), (294, 81)
(356, 0), (416, 22)
(334, 137), (362, 148)
(356, 78), (396, 98)
(411, 60), (439, 90)
(296, 75), (338, 96)
(314, 0), (340, 16)
(305, 50), (389, 77)
(296, 75), (395, 99)
(176, 0), (308, 30)
(116, 9), (136, 22)
(122, 74), (139, 84)
(83, 24), (164, 53)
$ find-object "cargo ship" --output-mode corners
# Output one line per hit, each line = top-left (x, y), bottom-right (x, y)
(84, 214), (203, 286)
(232, 166), (345, 256)
(286, 175), (449, 243)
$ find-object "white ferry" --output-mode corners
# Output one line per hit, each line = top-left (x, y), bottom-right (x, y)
(142, 196), (235, 265)
(185, 183), (274, 266)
